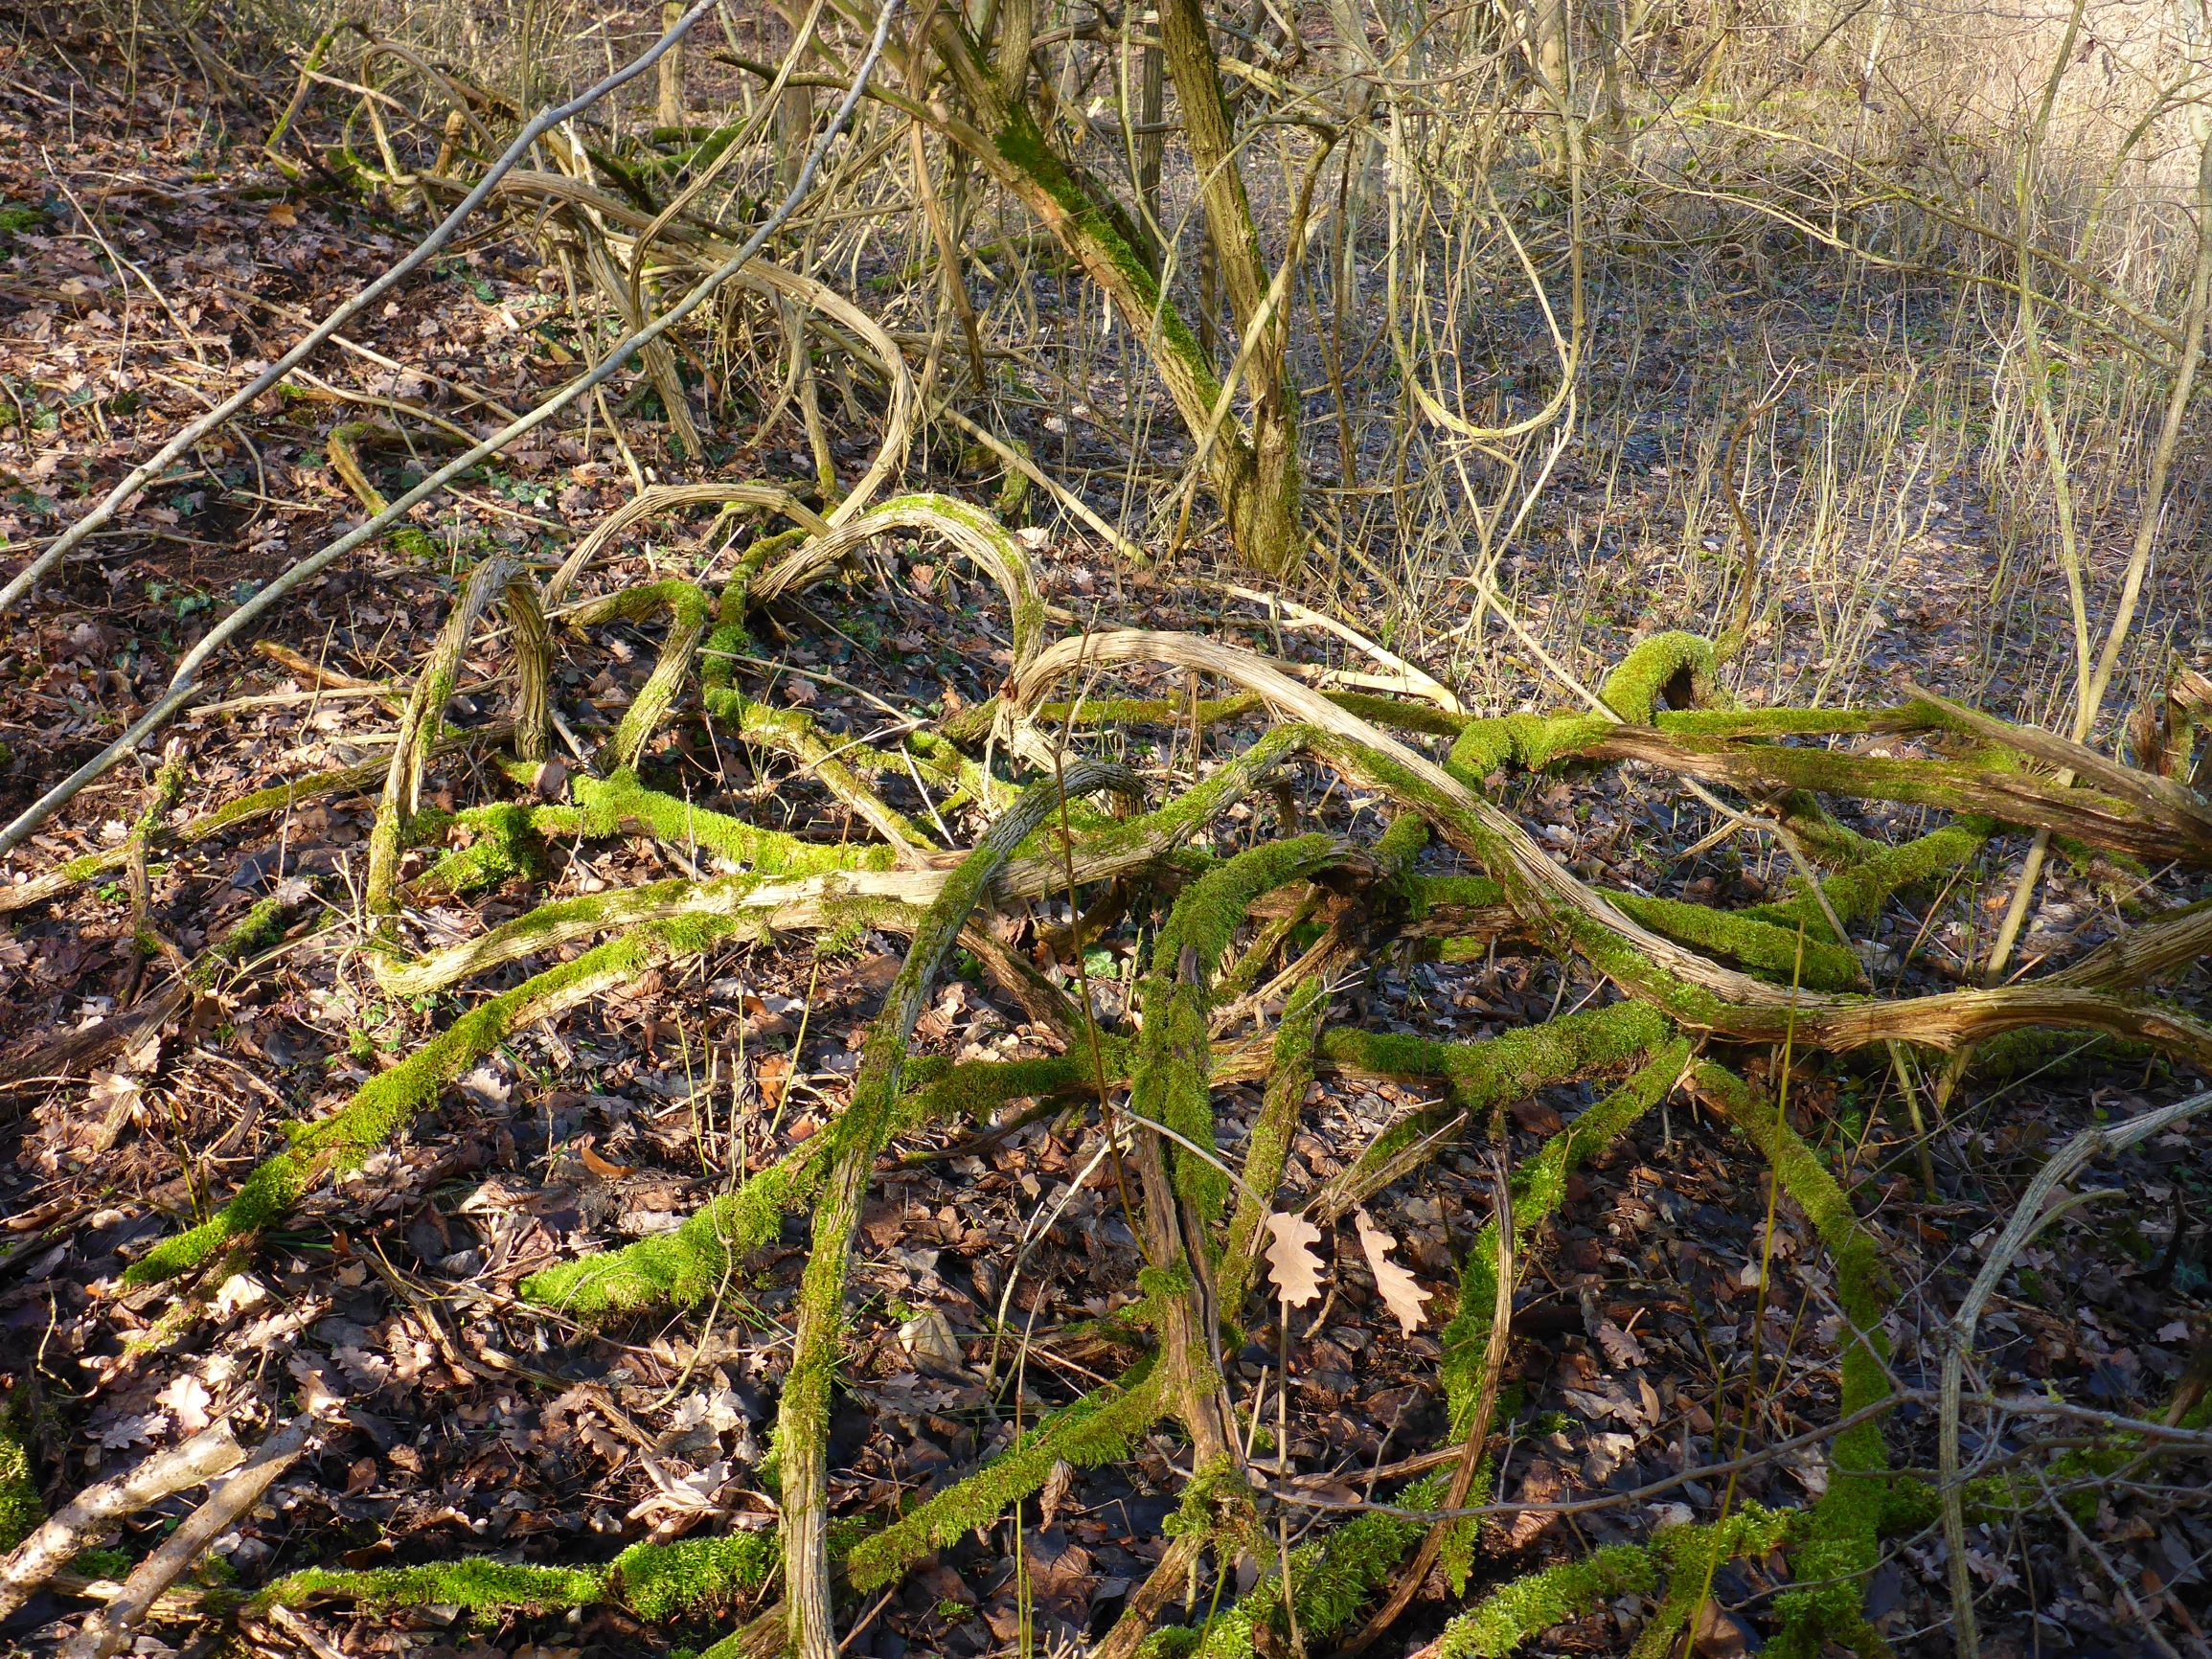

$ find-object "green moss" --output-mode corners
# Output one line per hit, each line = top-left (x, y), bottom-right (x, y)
(1661, 737), (2155, 851)
(901, 728), (1007, 820)
(1374, 808), (1432, 875)
(1000, 725), (1311, 885)
(1405, 875), (1858, 988)
(1446, 711), (1616, 783)
(525, 1047), (1129, 1314)
(17, 751), (412, 912)
(69, 1546), (132, 1579)
(566, 580), (713, 768)
(898, 1047), (1129, 1135)
(614, 1531), (781, 1619)
(1652, 706), (1890, 739)
(389, 872), (769, 996)
(263, 1558), (608, 1613)
(1191, 1471), (1444, 1659)
(1443, 1042), (1690, 1430)
(950, 690), (1469, 746)
(991, 112), (1218, 398)
(1442, 634), (1728, 786)
(258, 1530), (777, 1622)
(1203, 1035), (1680, 1653)
(326, 423), (443, 562)
(720, 693), (932, 848)
(1165, 1455), (1260, 1556)
(846, 1366), (1164, 1590)
(778, 763), (1136, 1651)
(571, 579), (713, 633)
(1401, 874), (1509, 919)
(525, 1154), (804, 1314)
(413, 802), (553, 898)
(1218, 975), (1329, 1316)
(1328, 693), (1471, 739)
(1630, 1506), (1797, 1658)
(187, 892), (299, 988)
(1608, 893), (1861, 989)
(1319, 1001), (1672, 1199)
(1690, 1061), (1893, 1655)
(0, 1422), (40, 1550)
(576, 769), (901, 875)
(1135, 1261), (1195, 1311)
(1600, 632), (1726, 723)
(1744, 818), (1992, 943)
(1438, 1542), (1658, 1658)
(1442, 637), (1734, 787)
(1433, 1508), (1803, 1659)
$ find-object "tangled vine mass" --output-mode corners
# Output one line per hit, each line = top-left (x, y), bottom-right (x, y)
(7, 484), (2210, 1658)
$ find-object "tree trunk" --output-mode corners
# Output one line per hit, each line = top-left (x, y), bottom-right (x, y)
(1156, 0), (1306, 574)
(656, 0), (685, 129)
(931, 18), (1303, 574)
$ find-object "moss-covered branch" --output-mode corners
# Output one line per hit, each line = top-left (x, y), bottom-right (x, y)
(750, 494), (1046, 674)
(1408, 874), (1862, 989)
(846, 1366), (1165, 1591)
(1742, 817), (1993, 940)
(522, 1049), (1127, 1315)
(1613, 893), (1861, 988)
(1437, 1505), (1793, 1659)
(576, 767), (905, 875)
(126, 913), (749, 1284)
(376, 863), (924, 999)
(1217, 974), (1329, 1316)
(1688, 1061), (1895, 1657)
(261, 1529), (779, 1621)
(1316, 1000), (1672, 1201)
(1443, 1042), (1690, 1431)
(701, 685), (933, 852)
(326, 420), (443, 562)
(778, 761), (1137, 1659)
(1134, 833), (1359, 1228)
(1592, 726), (2212, 866)
(367, 556), (524, 918)
(942, 688), (1471, 747)
(1, 733), (513, 919)
(565, 579), (712, 770)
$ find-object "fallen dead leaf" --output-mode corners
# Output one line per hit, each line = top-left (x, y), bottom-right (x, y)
(1039, 1457), (1077, 1530)
(579, 1143), (634, 1180)
(1354, 1206), (1430, 1335)
(1265, 1212), (1325, 1307)
(900, 1307), (968, 1374)
(1596, 1318), (1648, 1369)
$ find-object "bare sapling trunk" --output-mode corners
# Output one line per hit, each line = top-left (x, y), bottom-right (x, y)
(657, 0), (686, 128)
(1157, 0), (1307, 574)
(929, 4), (1305, 574)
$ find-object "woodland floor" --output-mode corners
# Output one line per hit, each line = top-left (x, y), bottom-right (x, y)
(2, 15), (2211, 1659)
